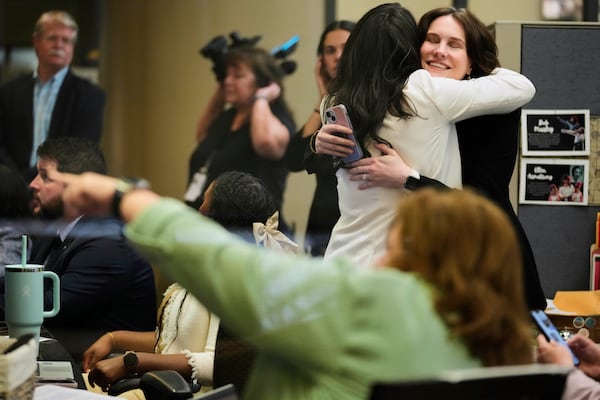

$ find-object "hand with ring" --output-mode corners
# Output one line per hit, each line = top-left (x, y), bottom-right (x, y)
(347, 143), (412, 190)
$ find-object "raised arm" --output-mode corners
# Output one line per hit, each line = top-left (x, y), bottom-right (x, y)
(249, 82), (291, 160)
(416, 67), (536, 122)
(54, 171), (356, 372)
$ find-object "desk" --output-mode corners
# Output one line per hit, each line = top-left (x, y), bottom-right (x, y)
(0, 322), (85, 389)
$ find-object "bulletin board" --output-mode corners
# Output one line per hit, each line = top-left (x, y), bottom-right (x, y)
(517, 23), (600, 298)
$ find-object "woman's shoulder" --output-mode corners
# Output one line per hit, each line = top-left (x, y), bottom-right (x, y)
(404, 69), (440, 96)
(406, 69), (431, 84)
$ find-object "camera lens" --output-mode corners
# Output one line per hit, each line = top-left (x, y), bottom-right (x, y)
(326, 111), (335, 122)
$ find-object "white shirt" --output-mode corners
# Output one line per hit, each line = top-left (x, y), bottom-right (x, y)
(324, 68), (536, 268)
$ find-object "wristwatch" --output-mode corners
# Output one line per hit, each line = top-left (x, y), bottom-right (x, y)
(111, 177), (151, 219)
(404, 169), (421, 191)
(123, 351), (139, 377)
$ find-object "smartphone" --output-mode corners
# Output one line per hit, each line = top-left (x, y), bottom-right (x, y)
(324, 104), (364, 164)
(531, 309), (580, 366)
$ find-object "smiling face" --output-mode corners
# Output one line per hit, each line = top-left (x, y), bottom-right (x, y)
(420, 15), (471, 80)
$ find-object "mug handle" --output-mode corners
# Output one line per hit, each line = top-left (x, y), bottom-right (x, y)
(43, 271), (60, 318)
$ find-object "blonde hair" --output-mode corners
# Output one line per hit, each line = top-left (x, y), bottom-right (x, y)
(34, 10), (78, 41)
(388, 188), (533, 366)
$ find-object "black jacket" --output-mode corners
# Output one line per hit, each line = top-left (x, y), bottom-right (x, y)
(0, 69), (105, 180)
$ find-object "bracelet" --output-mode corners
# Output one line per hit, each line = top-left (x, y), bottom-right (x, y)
(252, 94), (269, 102)
(111, 180), (133, 219)
(107, 331), (116, 348)
(309, 130), (319, 154)
(313, 108), (320, 114)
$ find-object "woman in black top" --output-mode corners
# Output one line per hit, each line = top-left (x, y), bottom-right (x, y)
(187, 47), (295, 233)
(283, 20), (355, 256)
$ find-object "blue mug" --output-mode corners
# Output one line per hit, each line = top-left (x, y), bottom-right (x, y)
(5, 264), (60, 349)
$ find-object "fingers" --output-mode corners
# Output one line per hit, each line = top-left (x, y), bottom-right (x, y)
(536, 334), (549, 348)
(81, 357), (91, 373)
(61, 172), (119, 216)
(315, 57), (323, 77)
(569, 333), (591, 347)
(346, 167), (376, 191)
(373, 142), (398, 156)
(82, 352), (101, 373)
(258, 82), (281, 100)
(315, 127), (355, 156)
(356, 181), (373, 190)
(347, 169), (369, 181)
(322, 123), (352, 136)
(346, 158), (375, 182)
(87, 369), (97, 388)
(48, 170), (77, 185)
(88, 366), (111, 392)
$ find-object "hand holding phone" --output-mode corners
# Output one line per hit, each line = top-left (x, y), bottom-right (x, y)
(324, 104), (363, 164)
(531, 309), (580, 366)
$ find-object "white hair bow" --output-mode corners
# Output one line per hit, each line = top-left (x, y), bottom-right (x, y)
(253, 211), (298, 254)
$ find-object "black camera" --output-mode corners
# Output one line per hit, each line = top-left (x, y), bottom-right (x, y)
(200, 31), (261, 82)
(199, 31), (299, 81)
(271, 35), (299, 76)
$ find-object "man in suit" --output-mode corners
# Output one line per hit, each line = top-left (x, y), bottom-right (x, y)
(0, 137), (156, 363)
(0, 10), (105, 181)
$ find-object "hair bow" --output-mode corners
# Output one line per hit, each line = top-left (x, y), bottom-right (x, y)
(252, 211), (298, 254)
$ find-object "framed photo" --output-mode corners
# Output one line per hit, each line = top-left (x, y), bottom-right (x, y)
(590, 250), (600, 291)
(521, 109), (590, 156)
(519, 158), (588, 205)
(542, 0), (583, 21)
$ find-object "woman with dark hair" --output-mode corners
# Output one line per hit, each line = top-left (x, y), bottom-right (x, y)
(200, 170), (276, 232)
(83, 170), (295, 397)
(314, 3), (535, 273)
(200, 170), (297, 252)
(186, 46), (295, 233)
(284, 20), (355, 256)
(345, 7), (547, 309)
(0, 164), (32, 274)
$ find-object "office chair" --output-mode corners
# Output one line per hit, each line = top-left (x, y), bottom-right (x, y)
(370, 364), (571, 400)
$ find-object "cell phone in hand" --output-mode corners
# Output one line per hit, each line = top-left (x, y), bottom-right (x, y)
(324, 104), (364, 164)
(531, 309), (580, 366)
